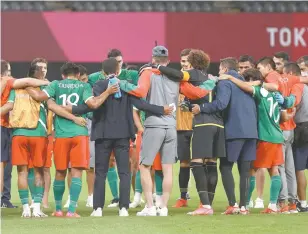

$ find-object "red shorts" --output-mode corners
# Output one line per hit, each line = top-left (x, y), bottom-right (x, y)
(54, 136), (89, 170)
(12, 136), (47, 167)
(135, 131), (162, 171)
(254, 141), (284, 169)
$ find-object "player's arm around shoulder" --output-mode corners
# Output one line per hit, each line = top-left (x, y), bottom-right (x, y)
(0, 89), (15, 116)
(26, 80), (57, 102)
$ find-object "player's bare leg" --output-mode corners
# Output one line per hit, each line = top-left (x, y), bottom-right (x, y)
(42, 167), (51, 208)
(255, 168), (265, 208)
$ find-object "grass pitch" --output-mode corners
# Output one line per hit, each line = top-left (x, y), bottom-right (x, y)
(1, 166), (308, 234)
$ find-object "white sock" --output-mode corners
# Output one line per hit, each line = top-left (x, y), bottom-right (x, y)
(268, 203), (278, 211)
(300, 200), (307, 208)
(202, 205), (211, 209)
(88, 194), (93, 199)
(134, 192), (141, 202)
(23, 204), (30, 211)
(33, 203), (41, 213)
(156, 195), (162, 206)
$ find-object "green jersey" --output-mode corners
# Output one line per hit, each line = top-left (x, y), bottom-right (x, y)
(43, 79), (93, 138)
(8, 88), (48, 137)
(253, 86), (284, 143)
(88, 69), (139, 87)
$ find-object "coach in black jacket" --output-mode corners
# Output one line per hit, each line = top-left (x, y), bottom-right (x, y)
(71, 58), (171, 216)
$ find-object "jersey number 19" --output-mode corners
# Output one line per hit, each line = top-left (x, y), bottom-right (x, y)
(59, 93), (80, 106)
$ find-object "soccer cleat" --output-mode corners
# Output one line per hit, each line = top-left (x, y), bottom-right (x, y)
(21, 206), (32, 218)
(239, 206), (249, 215)
(296, 200), (308, 213)
(107, 198), (119, 208)
(119, 208), (129, 217)
(90, 208), (103, 217)
(261, 208), (278, 214)
(222, 206), (240, 215)
(129, 199), (142, 208)
(66, 212), (81, 218)
(288, 203), (299, 214)
(187, 207), (213, 216)
(32, 210), (48, 218)
(136, 206), (157, 216)
(279, 204), (290, 214)
(157, 207), (168, 216)
(86, 195), (93, 208)
(51, 211), (64, 217)
(172, 199), (188, 208)
(254, 198), (264, 209)
(248, 200), (254, 209)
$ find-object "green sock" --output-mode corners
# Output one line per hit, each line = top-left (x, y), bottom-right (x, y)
(155, 170), (163, 196)
(107, 167), (119, 199)
(270, 175), (281, 204)
(247, 176), (256, 205)
(18, 189), (29, 205)
(53, 180), (65, 211)
(34, 186), (44, 204)
(28, 168), (36, 201)
(68, 177), (82, 213)
(135, 170), (142, 193)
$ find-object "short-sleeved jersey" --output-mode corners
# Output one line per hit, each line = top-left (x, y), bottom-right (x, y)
(88, 69), (139, 87)
(43, 79), (93, 138)
(8, 87), (47, 137)
(253, 86), (283, 143)
(1, 78), (15, 127)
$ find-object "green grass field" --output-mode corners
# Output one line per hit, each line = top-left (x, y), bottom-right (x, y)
(1, 166), (308, 234)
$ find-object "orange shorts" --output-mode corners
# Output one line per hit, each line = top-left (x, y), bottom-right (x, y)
(45, 135), (54, 168)
(254, 141), (284, 169)
(136, 131), (162, 171)
(54, 136), (89, 170)
(12, 136), (47, 167)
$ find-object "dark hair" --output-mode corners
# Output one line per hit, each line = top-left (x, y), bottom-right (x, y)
(273, 51), (290, 62)
(27, 64), (38, 77)
(242, 68), (262, 82)
(220, 57), (238, 71)
(107, 49), (122, 58)
(239, 55), (255, 66)
(187, 49), (210, 71)
(60, 62), (80, 77)
(126, 65), (138, 71)
(180, 48), (192, 57)
(297, 55), (308, 66)
(31, 57), (48, 66)
(1, 60), (10, 76)
(283, 62), (301, 76)
(78, 65), (87, 76)
(102, 58), (119, 75)
(257, 56), (276, 70)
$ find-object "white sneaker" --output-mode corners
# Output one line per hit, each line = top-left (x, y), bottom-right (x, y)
(248, 200), (254, 208)
(129, 200), (142, 208)
(90, 208), (103, 217)
(254, 198), (264, 209)
(136, 206), (157, 216)
(86, 195), (93, 208)
(157, 207), (168, 216)
(119, 208), (129, 217)
(21, 205), (31, 218)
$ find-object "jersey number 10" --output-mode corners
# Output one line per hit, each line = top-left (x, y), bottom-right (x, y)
(267, 97), (280, 124)
(59, 93), (80, 106)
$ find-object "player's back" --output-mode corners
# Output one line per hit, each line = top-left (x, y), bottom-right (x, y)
(49, 78), (92, 138)
(253, 86), (283, 144)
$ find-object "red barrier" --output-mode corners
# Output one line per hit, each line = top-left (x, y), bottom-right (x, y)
(2, 12), (308, 62)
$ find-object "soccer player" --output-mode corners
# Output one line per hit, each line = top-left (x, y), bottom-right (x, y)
(199, 58), (258, 215)
(88, 49), (139, 208)
(286, 62), (308, 212)
(26, 62), (118, 217)
(0, 60), (50, 202)
(297, 56), (308, 76)
(273, 51), (290, 74)
(220, 69), (294, 214)
(173, 49), (194, 208)
(256, 57), (308, 213)
(238, 55), (255, 75)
